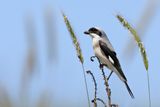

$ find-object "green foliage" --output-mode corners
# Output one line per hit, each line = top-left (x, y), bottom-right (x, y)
(62, 12), (84, 64)
(116, 15), (149, 71)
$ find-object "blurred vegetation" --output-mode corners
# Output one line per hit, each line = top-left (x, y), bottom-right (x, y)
(0, 1), (158, 107)
(123, 0), (158, 59)
(0, 8), (55, 107)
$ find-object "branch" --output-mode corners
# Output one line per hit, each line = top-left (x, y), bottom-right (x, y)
(90, 56), (118, 107)
(86, 70), (97, 107)
(96, 98), (107, 107)
(101, 66), (112, 107)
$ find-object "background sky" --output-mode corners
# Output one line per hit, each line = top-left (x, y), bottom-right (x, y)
(0, 0), (160, 107)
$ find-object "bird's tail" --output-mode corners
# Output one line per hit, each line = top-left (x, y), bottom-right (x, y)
(124, 81), (134, 99)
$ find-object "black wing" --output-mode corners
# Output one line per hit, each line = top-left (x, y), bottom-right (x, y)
(99, 40), (127, 80)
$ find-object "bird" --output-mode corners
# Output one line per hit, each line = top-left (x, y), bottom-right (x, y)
(84, 27), (134, 98)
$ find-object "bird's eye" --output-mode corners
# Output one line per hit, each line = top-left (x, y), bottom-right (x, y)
(98, 31), (102, 37)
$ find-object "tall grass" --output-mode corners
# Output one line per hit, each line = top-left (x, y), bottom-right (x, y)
(116, 14), (151, 107)
(62, 11), (91, 107)
(116, 14), (148, 70)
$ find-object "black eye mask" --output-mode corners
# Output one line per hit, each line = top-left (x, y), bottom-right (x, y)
(89, 27), (102, 37)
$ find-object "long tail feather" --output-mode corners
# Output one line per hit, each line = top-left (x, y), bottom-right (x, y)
(124, 81), (134, 99)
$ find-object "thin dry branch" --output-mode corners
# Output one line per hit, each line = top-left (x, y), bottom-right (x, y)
(101, 67), (112, 107)
(86, 70), (97, 107)
(90, 56), (118, 107)
(96, 98), (107, 107)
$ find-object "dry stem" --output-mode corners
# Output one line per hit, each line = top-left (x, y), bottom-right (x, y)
(90, 56), (118, 107)
(101, 67), (112, 107)
(86, 70), (97, 107)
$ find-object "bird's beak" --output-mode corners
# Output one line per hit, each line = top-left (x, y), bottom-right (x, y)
(84, 31), (90, 35)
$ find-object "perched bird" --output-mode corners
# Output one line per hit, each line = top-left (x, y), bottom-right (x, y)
(84, 27), (134, 98)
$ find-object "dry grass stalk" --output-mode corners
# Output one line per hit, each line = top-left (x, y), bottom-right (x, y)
(62, 12), (84, 63)
(62, 11), (90, 107)
(117, 14), (151, 107)
(116, 14), (149, 71)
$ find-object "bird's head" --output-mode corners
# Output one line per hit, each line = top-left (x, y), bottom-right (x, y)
(84, 27), (105, 38)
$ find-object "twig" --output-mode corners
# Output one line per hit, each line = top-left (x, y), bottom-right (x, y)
(101, 67), (112, 107)
(86, 70), (97, 107)
(96, 98), (107, 107)
(111, 104), (119, 107)
(90, 56), (118, 107)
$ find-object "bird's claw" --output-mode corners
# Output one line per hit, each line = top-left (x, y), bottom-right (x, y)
(90, 56), (96, 62)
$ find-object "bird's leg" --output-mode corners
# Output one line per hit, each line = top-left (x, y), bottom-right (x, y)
(95, 56), (104, 70)
(90, 56), (104, 70)
(107, 71), (113, 81)
(96, 57), (101, 65)
(99, 64), (104, 70)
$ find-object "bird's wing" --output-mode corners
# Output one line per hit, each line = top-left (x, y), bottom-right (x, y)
(99, 40), (127, 81)
(102, 36), (115, 51)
